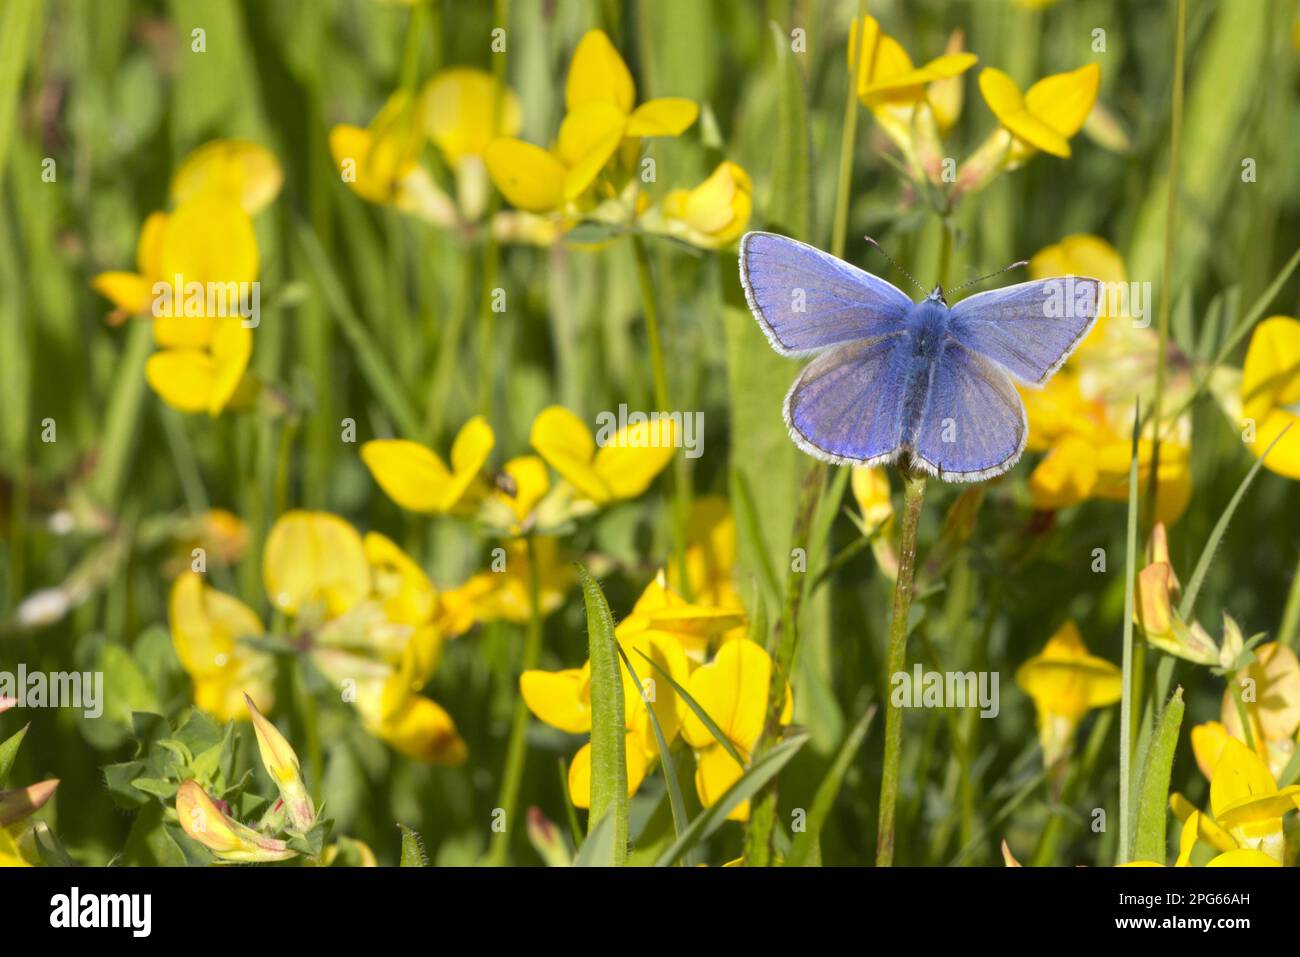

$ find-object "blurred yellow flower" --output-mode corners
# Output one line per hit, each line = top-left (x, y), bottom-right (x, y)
(168, 571), (274, 722)
(680, 638), (791, 821)
(1172, 737), (1300, 863)
(361, 416), (494, 516)
(422, 67), (521, 167)
(1015, 621), (1121, 767)
(263, 510), (371, 620)
(1211, 642), (1300, 779)
(330, 90), (457, 225)
(170, 139), (283, 215)
(666, 496), (746, 625)
(1020, 235), (1192, 524)
(529, 405), (675, 507)
(486, 29), (697, 215)
(978, 63), (1100, 160)
(848, 14), (976, 181)
(642, 161), (753, 249)
(1239, 316), (1300, 480)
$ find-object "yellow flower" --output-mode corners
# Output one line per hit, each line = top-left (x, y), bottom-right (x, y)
(1015, 621), (1121, 767)
(529, 405), (675, 507)
(1172, 737), (1300, 863)
(848, 14), (977, 180)
(330, 90), (457, 225)
(1240, 316), (1300, 480)
(175, 779), (296, 863)
(1214, 642), (1300, 779)
(927, 30), (970, 134)
(245, 694), (315, 832)
(170, 138), (284, 215)
(168, 571), (274, 722)
(642, 161), (753, 249)
(262, 510), (371, 620)
(421, 67), (520, 222)
(521, 575), (703, 808)
(680, 639), (792, 821)
(666, 496), (746, 623)
(442, 537), (574, 630)
(851, 466), (894, 535)
(312, 631), (467, 766)
(1020, 236), (1193, 524)
(620, 570), (744, 664)
(361, 416), (494, 516)
(477, 455), (551, 535)
(978, 63), (1100, 160)
(485, 29), (697, 214)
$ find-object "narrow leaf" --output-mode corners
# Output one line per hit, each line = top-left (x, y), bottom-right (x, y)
(577, 565), (627, 865)
(398, 823), (428, 867)
(1132, 687), (1185, 863)
(615, 642), (688, 855)
(786, 704), (876, 867)
(0, 723), (28, 787)
(655, 731), (810, 867)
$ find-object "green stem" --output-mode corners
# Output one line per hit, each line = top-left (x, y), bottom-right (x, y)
(631, 234), (691, 594)
(1144, 0), (1187, 530)
(831, 2), (868, 259)
(875, 471), (927, 866)
(486, 535), (543, 866)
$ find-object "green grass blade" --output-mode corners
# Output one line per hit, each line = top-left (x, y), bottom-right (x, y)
(572, 810), (614, 867)
(1178, 424), (1292, 620)
(1132, 687), (1185, 864)
(786, 704), (876, 867)
(637, 649), (745, 766)
(296, 221), (422, 438)
(767, 19), (811, 242)
(1118, 403), (1140, 863)
(654, 730), (810, 867)
(577, 565), (627, 865)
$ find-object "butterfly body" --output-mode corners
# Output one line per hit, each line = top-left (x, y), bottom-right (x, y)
(739, 231), (1100, 482)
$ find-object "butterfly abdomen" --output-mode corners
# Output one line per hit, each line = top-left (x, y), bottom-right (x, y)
(897, 301), (954, 448)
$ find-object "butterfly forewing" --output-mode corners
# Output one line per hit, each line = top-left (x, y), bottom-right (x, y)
(947, 276), (1101, 386)
(739, 231), (912, 356)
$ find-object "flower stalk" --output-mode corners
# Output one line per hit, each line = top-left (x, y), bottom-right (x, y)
(875, 469), (926, 866)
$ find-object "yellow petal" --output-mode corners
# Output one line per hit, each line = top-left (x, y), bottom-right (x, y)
(364, 531), (437, 626)
(207, 319), (252, 415)
(681, 638), (786, 752)
(447, 414), (495, 506)
(168, 571), (259, 677)
(137, 210), (169, 279)
(263, 511), (370, 618)
(566, 734), (647, 809)
(421, 67), (522, 165)
(92, 271), (154, 315)
(484, 138), (568, 212)
(1015, 621), (1122, 724)
(1242, 316), (1300, 480)
(498, 455), (550, 523)
(565, 29), (634, 115)
(626, 98), (698, 137)
(171, 139), (284, 215)
(521, 667), (591, 735)
(592, 414), (676, 501)
(1191, 721), (1231, 781)
(159, 194), (259, 288)
(1205, 848), (1281, 867)
(556, 101), (627, 201)
(530, 405), (608, 502)
(1209, 737), (1286, 825)
(695, 743), (749, 821)
(1028, 435), (1099, 509)
(361, 439), (454, 513)
(371, 690), (467, 765)
(146, 349), (220, 414)
(1024, 63), (1101, 139)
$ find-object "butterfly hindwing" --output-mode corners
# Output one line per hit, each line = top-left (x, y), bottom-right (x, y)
(908, 341), (1027, 482)
(784, 333), (907, 466)
(739, 231), (913, 357)
(947, 276), (1100, 386)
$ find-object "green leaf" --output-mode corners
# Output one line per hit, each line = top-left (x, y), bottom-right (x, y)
(787, 704), (877, 867)
(1132, 687), (1185, 864)
(0, 722), (27, 786)
(577, 565), (627, 866)
(655, 730), (809, 867)
(398, 823), (429, 866)
(636, 649), (745, 766)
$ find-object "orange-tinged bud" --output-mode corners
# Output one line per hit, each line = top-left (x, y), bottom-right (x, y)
(245, 694), (315, 831)
(176, 780), (296, 863)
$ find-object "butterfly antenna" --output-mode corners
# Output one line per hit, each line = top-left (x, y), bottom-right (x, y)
(863, 236), (926, 297)
(951, 259), (1031, 294)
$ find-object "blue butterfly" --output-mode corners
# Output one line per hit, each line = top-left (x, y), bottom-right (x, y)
(738, 231), (1101, 482)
